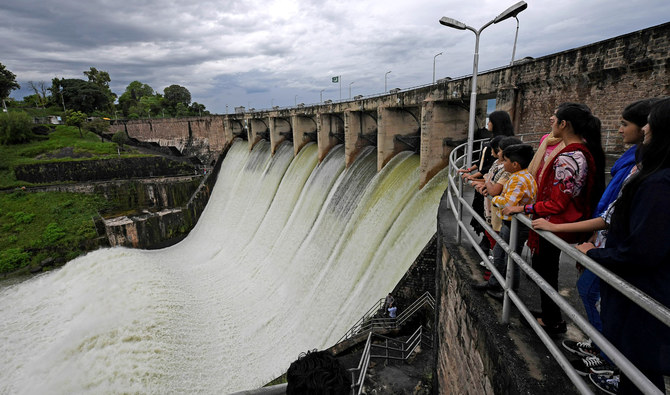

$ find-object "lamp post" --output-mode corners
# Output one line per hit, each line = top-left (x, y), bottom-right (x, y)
(439, 1), (527, 170)
(433, 52), (443, 84)
(510, 16), (520, 65)
(349, 82), (355, 99)
(384, 71), (391, 92)
(320, 89), (325, 103)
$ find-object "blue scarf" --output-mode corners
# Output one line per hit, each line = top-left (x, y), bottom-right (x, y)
(594, 146), (637, 217)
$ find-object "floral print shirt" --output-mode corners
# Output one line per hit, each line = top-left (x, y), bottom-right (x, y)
(553, 150), (588, 197)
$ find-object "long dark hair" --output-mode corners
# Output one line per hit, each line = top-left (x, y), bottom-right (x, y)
(489, 111), (514, 136)
(555, 102), (605, 212)
(622, 98), (659, 128)
(613, 97), (670, 230)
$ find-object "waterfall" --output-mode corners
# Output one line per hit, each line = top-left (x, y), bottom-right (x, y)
(0, 139), (448, 394)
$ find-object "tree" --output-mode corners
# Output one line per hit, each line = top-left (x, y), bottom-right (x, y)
(83, 67), (111, 88)
(163, 85), (191, 115)
(0, 111), (33, 144)
(86, 118), (110, 142)
(51, 78), (110, 114)
(118, 81), (155, 116)
(23, 94), (45, 108)
(189, 102), (208, 116)
(0, 63), (20, 112)
(111, 130), (128, 149)
(83, 67), (116, 109)
(27, 81), (49, 108)
(65, 110), (87, 137)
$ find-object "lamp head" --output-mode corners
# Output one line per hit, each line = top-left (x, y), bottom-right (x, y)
(439, 17), (466, 30)
(493, 1), (527, 23)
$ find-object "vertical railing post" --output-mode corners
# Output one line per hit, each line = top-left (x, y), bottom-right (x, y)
(456, 158), (464, 242)
(502, 216), (519, 323)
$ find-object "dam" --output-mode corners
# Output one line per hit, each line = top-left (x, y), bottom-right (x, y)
(0, 140), (447, 393)
(2, 21), (670, 394)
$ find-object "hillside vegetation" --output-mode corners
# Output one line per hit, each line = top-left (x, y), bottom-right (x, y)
(0, 125), (147, 276)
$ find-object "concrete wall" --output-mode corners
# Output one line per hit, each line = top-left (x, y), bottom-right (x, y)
(344, 110), (377, 167)
(317, 113), (343, 162)
(112, 117), (228, 166)
(435, 193), (576, 394)
(419, 101), (469, 188)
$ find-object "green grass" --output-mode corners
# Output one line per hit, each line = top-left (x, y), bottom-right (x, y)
(0, 125), (147, 189)
(0, 122), (156, 275)
(0, 190), (112, 274)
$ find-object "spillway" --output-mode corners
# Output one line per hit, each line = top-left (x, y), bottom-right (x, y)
(0, 139), (448, 394)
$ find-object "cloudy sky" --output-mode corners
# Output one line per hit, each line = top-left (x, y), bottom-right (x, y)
(2, 0), (669, 114)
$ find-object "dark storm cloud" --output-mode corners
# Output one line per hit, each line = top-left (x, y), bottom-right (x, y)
(3, 0), (670, 113)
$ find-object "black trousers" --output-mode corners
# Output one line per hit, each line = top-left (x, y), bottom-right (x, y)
(532, 237), (562, 325)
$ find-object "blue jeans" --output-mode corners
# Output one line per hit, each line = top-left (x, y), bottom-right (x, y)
(577, 268), (602, 332)
(489, 221), (528, 289)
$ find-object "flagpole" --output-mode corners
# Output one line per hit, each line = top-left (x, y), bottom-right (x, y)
(339, 76), (341, 101)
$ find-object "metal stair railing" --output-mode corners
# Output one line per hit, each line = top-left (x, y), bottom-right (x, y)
(349, 325), (433, 395)
(396, 291), (435, 327)
(337, 292), (435, 343)
(337, 298), (385, 343)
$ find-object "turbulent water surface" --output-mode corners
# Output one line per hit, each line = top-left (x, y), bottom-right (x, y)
(0, 139), (448, 394)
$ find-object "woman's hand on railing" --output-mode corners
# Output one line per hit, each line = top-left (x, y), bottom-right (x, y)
(532, 218), (557, 232)
(576, 242), (596, 254)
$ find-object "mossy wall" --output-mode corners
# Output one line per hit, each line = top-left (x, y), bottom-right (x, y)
(103, 150), (225, 249)
(14, 157), (196, 183)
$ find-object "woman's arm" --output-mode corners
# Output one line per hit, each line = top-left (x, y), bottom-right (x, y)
(533, 217), (607, 233)
(587, 174), (670, 271)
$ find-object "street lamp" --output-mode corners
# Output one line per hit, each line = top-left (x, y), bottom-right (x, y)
(433, 52), (443, 84)
(320, 89), (325, 103)
(439, 1), (527, 169)
(385, 71), (392, 92)
(510, 16), (520, 65)
(349, 82), (355, 99)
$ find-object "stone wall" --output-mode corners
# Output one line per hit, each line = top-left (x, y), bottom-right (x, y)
(109, 117), (230, 166)
(14, 156), (197, 183)
(435, 193), (576, 394)
(103, 148), (226, 249)
(507, 22), (670, 150)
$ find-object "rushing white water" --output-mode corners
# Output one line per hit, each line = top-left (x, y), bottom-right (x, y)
(0, 139), (448, 394)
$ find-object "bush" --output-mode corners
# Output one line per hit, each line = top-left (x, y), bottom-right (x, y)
(112, 131), (128, 148)
(42, 222), (66, 245)
(0, 111), (34, 144)
(86, 118), (110, 141)
(0, 248), (30, 273)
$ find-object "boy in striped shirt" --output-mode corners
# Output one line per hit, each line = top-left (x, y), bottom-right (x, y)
(473, 144), (537, 299)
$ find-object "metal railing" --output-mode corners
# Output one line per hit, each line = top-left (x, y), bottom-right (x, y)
(349, 326), (433, 395)
(445, 139), (670, 394)
(337, 291), (435, 343)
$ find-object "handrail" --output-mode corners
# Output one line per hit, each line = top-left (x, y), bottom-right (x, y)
(348, 332), (373, 395)
(337, 291), (435, 343)
(445, 139), (669, 394)
(350, 326), (433, 394)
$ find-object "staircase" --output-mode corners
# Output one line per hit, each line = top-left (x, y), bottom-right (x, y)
(337, 291), (435, 344)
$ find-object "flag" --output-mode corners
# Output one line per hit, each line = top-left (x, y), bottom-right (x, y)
(332, 76), (339, 83)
